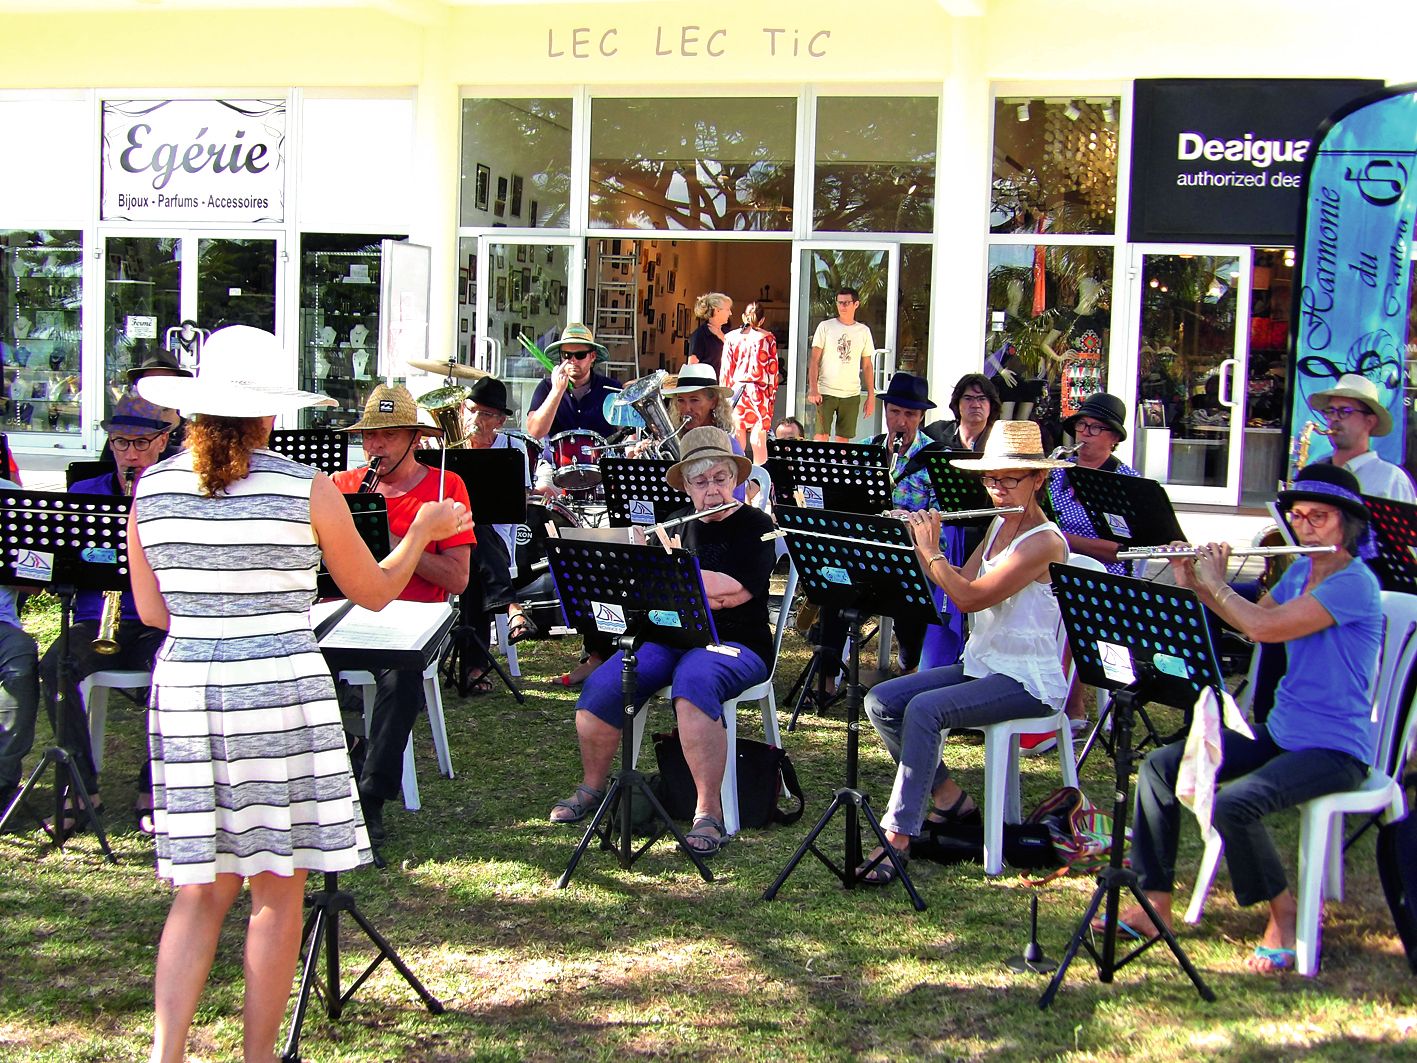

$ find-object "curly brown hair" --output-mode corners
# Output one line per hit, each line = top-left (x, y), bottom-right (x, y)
(187, 415), (271, 497)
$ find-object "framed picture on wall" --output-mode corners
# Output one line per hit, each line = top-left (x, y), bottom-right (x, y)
(511, 175), (524, 218)
(667, 270), (676, 294)
(494, 176), (508, 217)
(458, 268), (469, 305)
(529, 200), (539, 227)
(460, 318), (468, 334)
(677, 303), (686, 333)
(521, 268), (531, 299)
(510, 270), (523, 305)
(529, 292), (540, 316)
(495, 246), (506, 270)
(475, 164), (490, 211)
(658, 312), (666, 334)
(516, 244), (526, 263)
(495, 276), (506, 311)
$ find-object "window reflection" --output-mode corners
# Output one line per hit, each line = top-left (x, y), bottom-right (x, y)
(991, 97), (1120, 235)
(459, 99), (572, 229)
(814, 97), (937, 234)
(590, 98), (795, 231)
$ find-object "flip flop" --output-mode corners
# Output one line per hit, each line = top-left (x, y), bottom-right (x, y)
(685, 814), (727, 856)
(550, 784), (605, 824)
(1249, 945), (1296, 973)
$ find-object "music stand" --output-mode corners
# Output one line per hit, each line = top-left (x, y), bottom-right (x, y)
(0, 489), (130, 860)
(601, 457), (683, 527)
(1359, 494), (1417, 595)
(0, 433), (9, 480)
(1063, 466), (1185, 548)
(545, 538), (719, 886)
(1038, 564), (1219, 1009)
(269, 428), (347, 475)
(64, 460), (112, 488)
(764, 439), (891, 514)
(762, 509), (938, 912)
(918, 449), (993, 518)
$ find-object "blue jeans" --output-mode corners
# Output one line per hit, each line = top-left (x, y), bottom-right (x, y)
(578, 642), (767, 728)
(1132, 725), (1368, 906)
(0, 622), (40, 792)
(865, 664), (1053, 838)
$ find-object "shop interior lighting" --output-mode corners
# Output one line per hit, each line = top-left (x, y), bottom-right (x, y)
(1063, 100), (1082, 121)
(1017, 102), (1030, 122)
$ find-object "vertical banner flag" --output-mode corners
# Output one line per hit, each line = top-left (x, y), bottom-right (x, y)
(1289, 87), (1417, 471)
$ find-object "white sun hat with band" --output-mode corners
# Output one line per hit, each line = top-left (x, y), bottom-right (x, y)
(136, 325), (337, 418)
(950, 420), (1070, 471)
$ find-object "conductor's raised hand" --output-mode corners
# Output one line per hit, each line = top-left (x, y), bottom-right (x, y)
(412, 498), (468, 542)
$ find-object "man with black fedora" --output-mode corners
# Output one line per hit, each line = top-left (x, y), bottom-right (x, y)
(1309, 372), (1415, 503)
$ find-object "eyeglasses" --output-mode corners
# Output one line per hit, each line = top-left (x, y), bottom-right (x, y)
(981, 474), (1029, 490)
(959, 394), (991, 406)
(110, 434), (163, 453)
(835, 297), (857, 306)
(1073, 419), (1112, 437)
(1288, 507), (1336, 529)
(560, 348), (594, 361)
(1321, 405), (1369, 421)
(686, 471), (737, 491)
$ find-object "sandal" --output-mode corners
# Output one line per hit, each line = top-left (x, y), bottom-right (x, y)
(550, 784), (605, 824)
(45, 794), (104, 835)
(924, 790), (981, 830)
(466, 670), (496, 697)
(685, 814), (727, 856)
(1247, 945), (1296, 974)
(858, 844), (910, 886)
(134, 794), (157, 836)
(506, 610), (538, 645)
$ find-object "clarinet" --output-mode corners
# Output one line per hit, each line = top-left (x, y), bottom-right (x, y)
(357, 455), (383, 494)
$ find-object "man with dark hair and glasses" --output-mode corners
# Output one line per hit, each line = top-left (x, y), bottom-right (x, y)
(1308, 373), (1415, 503)
(806, 287), (877, 442)
(36, 394), (174, 832)
(524, 322), (620, 441)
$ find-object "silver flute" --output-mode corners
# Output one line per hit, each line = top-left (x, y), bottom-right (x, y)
(1115, 544), (1337, 561)
(763, 505), (1025, 544)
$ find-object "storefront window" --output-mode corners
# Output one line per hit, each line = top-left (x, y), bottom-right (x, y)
(459, 98), (573, 229)
(3, 230), (83, 437)
(103, 236), (180, 427)
(589, 97), (795, 231)
(298, 234), (405, 429)
(991, 97), (1121, 236)
(896, 244), (932, 379)
(814, 97), (937, 234)
(984, 244), (1114, 444)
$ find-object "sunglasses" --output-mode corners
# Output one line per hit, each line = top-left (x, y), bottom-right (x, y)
(560, 349), (595, 361)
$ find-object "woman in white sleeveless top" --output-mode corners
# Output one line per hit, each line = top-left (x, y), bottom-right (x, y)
(861, 421), (1070, 885)
(132, 327), (466, 1063)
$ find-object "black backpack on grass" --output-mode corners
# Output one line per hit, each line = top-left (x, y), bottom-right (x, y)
(1377, 769), (1417, 975)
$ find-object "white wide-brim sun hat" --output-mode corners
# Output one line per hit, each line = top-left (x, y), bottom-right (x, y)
(137, 325), (337, 418)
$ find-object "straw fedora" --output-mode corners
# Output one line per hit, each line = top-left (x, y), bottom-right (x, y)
(136, 326), (336, 418)
(662, 363), (731, 398)
(665, 427), (752, 491)
(950, 420), (1069, 471)
(341, 384), (443, 436)
(1308, 373), (1392, 437)
(543, 322), (609, 361)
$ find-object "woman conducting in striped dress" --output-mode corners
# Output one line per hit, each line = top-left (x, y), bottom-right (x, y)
(131, 326), (466, 1063)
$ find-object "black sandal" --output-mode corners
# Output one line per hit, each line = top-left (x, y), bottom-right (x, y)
(506, 610), (539, 644)
(925, 790), (981, 830)
(858, 844), (909, 885)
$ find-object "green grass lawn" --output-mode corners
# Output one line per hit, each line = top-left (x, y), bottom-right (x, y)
(2, 594), (1415, 1061)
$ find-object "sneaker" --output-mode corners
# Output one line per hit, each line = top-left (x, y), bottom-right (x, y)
(1018, 730), (1058, 756)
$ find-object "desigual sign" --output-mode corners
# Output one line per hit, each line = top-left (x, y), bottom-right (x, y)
(101, 99), (286, 224)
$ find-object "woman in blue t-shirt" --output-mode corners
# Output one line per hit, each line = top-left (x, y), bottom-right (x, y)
(1098, 464), (1381, 974)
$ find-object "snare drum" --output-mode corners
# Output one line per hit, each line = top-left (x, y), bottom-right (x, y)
(547, 430), (606, 491)
(513, 495), (582, 593)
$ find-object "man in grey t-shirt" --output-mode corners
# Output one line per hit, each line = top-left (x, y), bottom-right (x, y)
(805, 287), (876, 441)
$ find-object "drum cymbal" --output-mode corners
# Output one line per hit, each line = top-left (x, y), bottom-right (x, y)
(406, 358), (487, 380)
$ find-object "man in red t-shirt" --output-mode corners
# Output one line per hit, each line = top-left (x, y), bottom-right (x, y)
(334, 384), (474, 846)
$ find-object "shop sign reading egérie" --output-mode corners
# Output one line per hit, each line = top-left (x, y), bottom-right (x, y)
(101, 99), (286, 225)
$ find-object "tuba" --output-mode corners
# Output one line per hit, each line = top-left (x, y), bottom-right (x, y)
(616, 370), (681, 460)
(415, 384), (473, 448)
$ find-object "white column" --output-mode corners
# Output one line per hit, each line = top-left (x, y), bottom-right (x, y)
(410, 26), (459, 365)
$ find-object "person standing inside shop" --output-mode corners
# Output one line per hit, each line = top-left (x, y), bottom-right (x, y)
(720, 301), (779, 465)
(524, 323), (619, 441)
(686, 292), (733, 376)
(806, 287), (877, 442)
(332, 385), (474, 847)
(1309, 373), (1416, 503)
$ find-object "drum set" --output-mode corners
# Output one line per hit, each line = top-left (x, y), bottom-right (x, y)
(405, 358), (683, 593)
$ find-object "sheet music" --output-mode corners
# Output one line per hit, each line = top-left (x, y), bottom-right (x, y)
(315, 599), (454, 651)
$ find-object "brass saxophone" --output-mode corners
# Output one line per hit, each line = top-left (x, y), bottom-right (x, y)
(93, 467), (134, 654)
(1288, 419), (1332, 486)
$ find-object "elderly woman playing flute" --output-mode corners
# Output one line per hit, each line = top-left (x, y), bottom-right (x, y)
(860, 421), (1071, 885)
(547, 427), (776, 857)
(1098, 463), (1380, 974)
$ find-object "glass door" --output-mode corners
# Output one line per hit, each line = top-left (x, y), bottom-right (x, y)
(790, 243), (898, 439)
(472, 235), (581, 422)
(1129, 246), (1249, 505)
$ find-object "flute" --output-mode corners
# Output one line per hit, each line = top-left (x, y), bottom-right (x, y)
(762, 506), (1026, 544)
(643, 500), (742, 538)
(884, 505), (1024, 523)
(1115, 544), (1337, 561)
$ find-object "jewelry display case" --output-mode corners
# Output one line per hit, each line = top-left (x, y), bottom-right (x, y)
(3, 232), (83, 436)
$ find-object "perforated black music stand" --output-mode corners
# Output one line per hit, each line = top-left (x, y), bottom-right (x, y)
(545, 538), (718, 886)
(764, 439), (891, 514)
(0, 489), (130, 860)
(413, 449), (528, 527)
(1360, 494), (1417, 595)
(918, 449), (993, 517)
(1063, 465), (1185, 547)
(269, 429), (348, 475)
(600, 457), (683, 527)
(1038, 564), (1219, 1009)
(762, 509), (939, 912)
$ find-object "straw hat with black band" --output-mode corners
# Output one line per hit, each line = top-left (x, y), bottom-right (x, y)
(340, 384), (444, 437)
(665, 426), (752, 491)
(137, 325), (336, 418)
(950, 419), (1070, 472)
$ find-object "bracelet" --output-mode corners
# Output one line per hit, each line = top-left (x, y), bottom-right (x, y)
(927, 554), (946, 568)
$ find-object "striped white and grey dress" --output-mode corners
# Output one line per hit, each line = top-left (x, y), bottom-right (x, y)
(135, 448), (371, 885)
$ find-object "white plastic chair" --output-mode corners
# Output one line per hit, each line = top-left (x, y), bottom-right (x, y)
(968, 554), (1100, 875)
(1182, 590), (1417, 975)
(747, 464), (773, 513)
(630, 540), (798, 836)
(81, 669), (153, 773)
(340, 650), (454, 812)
